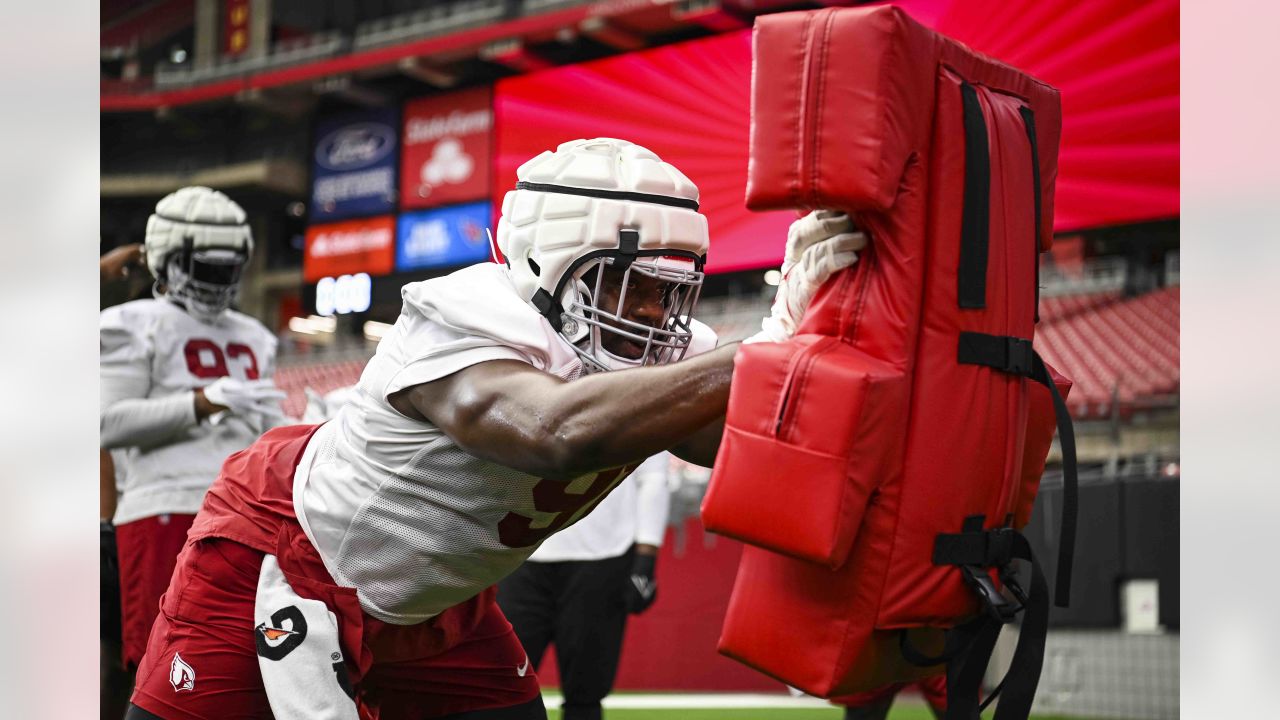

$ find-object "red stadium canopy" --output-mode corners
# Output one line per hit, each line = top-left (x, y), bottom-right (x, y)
(495, 0), (1178, 272)
(494, 32), (784, 274)
(893, 0), (1180, 232)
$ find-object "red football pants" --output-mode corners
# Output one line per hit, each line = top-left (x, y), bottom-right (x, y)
(116, 513), (197, 669)
(130, 537), (541, 720)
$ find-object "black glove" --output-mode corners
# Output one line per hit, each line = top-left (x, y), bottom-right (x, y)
(623, 552), (658, 614)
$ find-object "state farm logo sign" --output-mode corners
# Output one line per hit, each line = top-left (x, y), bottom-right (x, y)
(401, 86), (493, 209)
(421, 137), (475, 187)
(304, 215), (396, 282)
(405, 108), (492, 146)
(316, 123), (396, 171)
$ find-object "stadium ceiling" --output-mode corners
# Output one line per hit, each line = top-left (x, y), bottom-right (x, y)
(101, 0), (838, 113)
(99, 159), (309, 198)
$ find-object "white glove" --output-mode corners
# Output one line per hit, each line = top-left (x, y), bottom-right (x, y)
(745, 211), (869, 344)
(203, 377), (287, 420)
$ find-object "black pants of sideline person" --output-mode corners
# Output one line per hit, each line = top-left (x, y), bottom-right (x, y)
(496, 548), (635, 720)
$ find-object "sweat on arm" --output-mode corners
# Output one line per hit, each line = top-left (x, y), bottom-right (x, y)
(389, 342), (738, 480)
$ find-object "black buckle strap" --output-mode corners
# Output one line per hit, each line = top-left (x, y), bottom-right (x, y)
(958, 81), (992, 310)
(932, 531), (1050, 720)
(1030, 353), (1078, 608)
(915, 514), (1051, 718)
(933, 516), (1024, 624)
(614, 228), (640, 271)
(531, 288), (564, 332)
(961, 564), (1020, 624)
(957, 332), (1033, 376)
(934, 518), (1018, 568)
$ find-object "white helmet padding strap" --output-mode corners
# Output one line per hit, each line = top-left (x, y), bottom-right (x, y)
(514, 181), (700, 212)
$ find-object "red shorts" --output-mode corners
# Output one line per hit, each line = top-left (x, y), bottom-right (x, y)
(131, 424), (541, 718)
(116, 513), (197, 669)
(130, 535), (539, 720)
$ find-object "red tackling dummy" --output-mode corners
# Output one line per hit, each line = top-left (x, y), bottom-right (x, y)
(701, 6), (1076, 715)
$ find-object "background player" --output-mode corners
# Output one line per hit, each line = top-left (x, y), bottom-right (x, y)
(100, 186), (285, 707)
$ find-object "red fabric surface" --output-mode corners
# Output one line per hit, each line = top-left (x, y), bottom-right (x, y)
(707, 6), (1066, 696)
(891, 0), (1179, 232)
(494, 32), (795, 274)
(130, 538), (538, 720)
(401, 87), (494, 210)
(495, 0), (1177, 272)
(116, 513), (197, 669)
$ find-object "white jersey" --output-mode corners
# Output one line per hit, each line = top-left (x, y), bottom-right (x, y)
(294, 262), (716, 624)
(101, 298), (278, 524)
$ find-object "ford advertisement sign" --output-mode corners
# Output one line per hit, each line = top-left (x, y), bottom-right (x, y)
(396, 201), (493, 272)
(311, 108), (399, 220)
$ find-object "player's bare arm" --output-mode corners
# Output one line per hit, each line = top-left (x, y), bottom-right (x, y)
(99, 242), (145, 282)
(391, 342), (737, 480)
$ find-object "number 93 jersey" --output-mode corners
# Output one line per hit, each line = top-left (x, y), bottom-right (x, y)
(101, 298), (278, 525)
(294, 263), (716, 625)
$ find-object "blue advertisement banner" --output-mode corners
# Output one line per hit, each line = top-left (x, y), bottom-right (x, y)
(311, 107), (399, 220)
(396, 201), (493, 272)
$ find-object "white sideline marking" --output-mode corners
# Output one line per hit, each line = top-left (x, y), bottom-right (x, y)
(539, 692), (837, 709)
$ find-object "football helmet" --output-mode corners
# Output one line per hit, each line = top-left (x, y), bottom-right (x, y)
(495, 139), (708, 373)
(144, 186), (253, 323)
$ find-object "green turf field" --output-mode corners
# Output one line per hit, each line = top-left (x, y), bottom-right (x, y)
(539, 695), (1085, 720)
(544, 710), (1082, 719)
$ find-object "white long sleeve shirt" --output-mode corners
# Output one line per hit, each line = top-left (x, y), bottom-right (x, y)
(100, 299), (278, 524)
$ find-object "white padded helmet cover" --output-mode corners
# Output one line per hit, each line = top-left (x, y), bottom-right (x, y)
(495, 138), (709, 306)
(144, 185), (253, 279)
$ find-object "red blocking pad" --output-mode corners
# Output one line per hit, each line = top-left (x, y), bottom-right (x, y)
(702, 5), (1068, 696)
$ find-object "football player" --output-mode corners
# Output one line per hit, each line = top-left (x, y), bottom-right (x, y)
(100, 187), (284, 699)
(124, 140), (866, 720)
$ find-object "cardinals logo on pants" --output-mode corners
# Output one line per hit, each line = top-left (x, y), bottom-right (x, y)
(169, 653), (196, 692)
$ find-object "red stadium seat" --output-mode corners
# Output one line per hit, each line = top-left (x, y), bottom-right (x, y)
(274, 356), (370, 419)
(1036, 287), (1178, 419)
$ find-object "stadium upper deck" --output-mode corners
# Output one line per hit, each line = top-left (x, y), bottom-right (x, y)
(101, 0), (792, 112)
